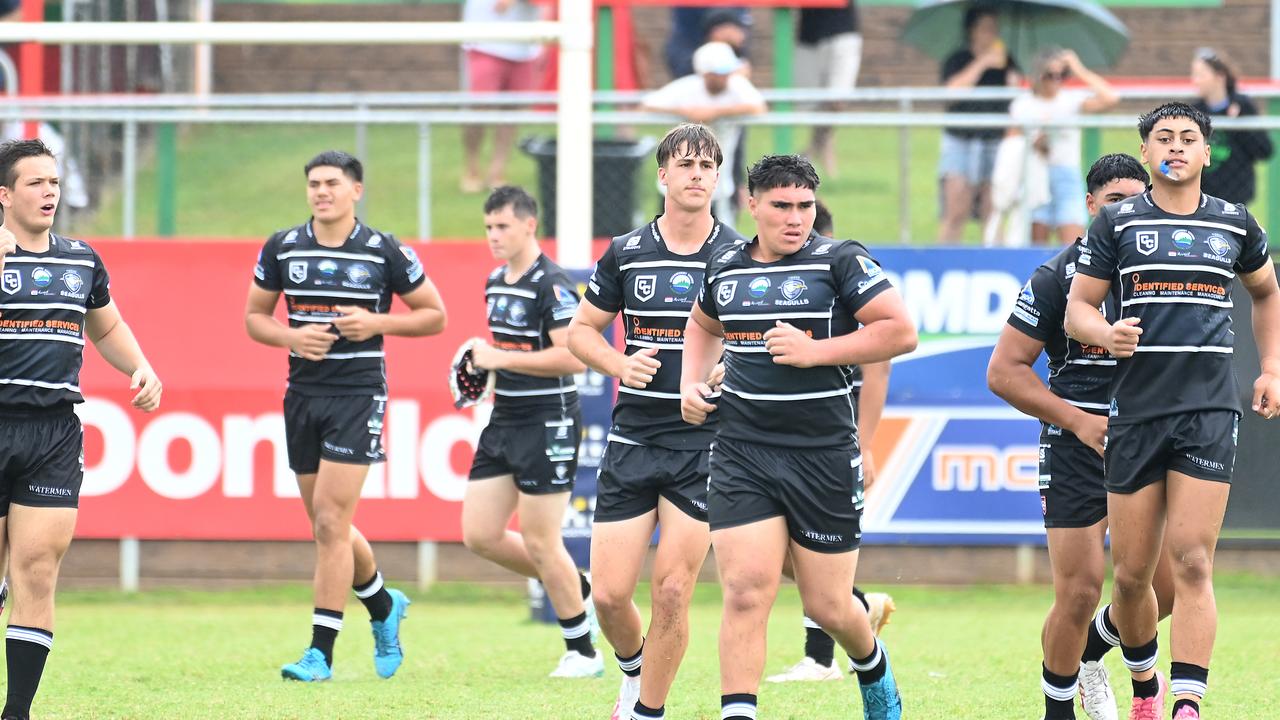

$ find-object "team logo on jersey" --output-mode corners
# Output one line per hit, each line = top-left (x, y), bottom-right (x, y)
(318, 260), (338, 277)
(813, 243), (832, 255)
(780, 277), (808, 301)
(289, 261), (308, 283)
(1223, 201), (1239, 215)
(1207, 233), (1231, 257)
(31, 267), (52, 288)
(508, 300), (528, 326)
(486, 297), (497, 318)
(346, 264), (371, 285)
(1172, 229), (1195, 249)
(857, 256), (883, 277)
(553, 285), (577, 304)
(717, 248), (738, 263)
(283, 230), (299, 244)
(67, 239), (85, 250)
(669, 272), (694, 295)
(748, 277), (771, 298)
(366, 234), (382, 248)
(1064, 262), (1076, 279)
(1135, 231), (1159, 256)
(623, 235), (642, 250)
(717, 280), (737, 306)
(61, 270), (83, 294)
(1, 269), (19, 294)
(1117, 203), (1134, 215)
(634, 275), (657, 302)
(1019, 280), (1035, 305)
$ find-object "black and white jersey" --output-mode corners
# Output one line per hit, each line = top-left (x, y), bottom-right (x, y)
(0, 235), (111, 409)
(584, 218), (747, 451)
(1006, 241), (1119, 445)
(485, 254), (581, 424)
(254, 219), (425, 396)
(697, 233), (893, 450)
(1076, 193), (1271, 423)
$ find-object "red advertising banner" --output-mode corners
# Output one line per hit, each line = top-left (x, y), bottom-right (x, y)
(75, 240), (608, 542)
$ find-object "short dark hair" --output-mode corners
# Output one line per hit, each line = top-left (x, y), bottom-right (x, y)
(484, 185), (538, 219)
(747, 154), (820, 195)
(1085, 153), (1149, 195)
(963, 4), (997, 34)
(304, 150), (363, 183)
(814, 200), (834, 236)
(0, 138), (55, 189)
(1138, 102), (1212, 142)
(656, 123), (723, 168)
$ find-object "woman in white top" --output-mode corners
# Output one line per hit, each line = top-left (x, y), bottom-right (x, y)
(1009, 49), (1119, 244)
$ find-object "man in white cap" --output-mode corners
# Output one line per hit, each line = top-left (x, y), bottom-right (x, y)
(642, 42), (767, 225)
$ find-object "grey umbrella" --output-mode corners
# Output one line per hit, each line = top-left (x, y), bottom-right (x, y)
(902, 0), (1130, 69)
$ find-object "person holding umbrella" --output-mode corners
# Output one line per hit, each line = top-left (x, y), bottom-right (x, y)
(1191, 47), (1273, 205)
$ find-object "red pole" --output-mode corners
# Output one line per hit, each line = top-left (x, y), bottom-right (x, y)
(19, 0), (44, 139)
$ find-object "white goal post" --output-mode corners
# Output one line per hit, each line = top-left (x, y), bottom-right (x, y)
(0, 11), (597, 269)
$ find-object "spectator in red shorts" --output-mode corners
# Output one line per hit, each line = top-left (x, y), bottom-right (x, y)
(462, 0), (546, 193)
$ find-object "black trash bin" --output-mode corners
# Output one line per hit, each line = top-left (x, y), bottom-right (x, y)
(521, 136), (657, 238)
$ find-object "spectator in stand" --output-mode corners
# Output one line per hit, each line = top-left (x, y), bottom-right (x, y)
(797, 0), (861, 178)
(1191, 47), (1273, 205)
(938, 5), (1021, 243)
(1008, 48), (1118, 245)
(702, 9), (754, 217)
(664, 7), (750, 81)
(642, 42), (767, 226)
(460, 0), (545, 194)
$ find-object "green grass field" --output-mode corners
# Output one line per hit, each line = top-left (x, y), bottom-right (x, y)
(14, 575), (1280, 719)
(81, 123), (1274, 246)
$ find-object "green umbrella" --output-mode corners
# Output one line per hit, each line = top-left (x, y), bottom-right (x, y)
(902, 0), (1130, 70)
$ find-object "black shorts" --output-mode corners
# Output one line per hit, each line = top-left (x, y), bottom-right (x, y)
(0, 407), (83, 512)
(283, 391), (387, 474)
(468, 412), (581, 495)
(1105, 411), (1238, 494)
(594, 441), (709, 523)
(1039, 443), (1107, 529)
(708, 436), (863, 554)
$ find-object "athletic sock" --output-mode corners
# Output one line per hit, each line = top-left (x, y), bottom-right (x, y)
(850, 638), (888, 685)
(1081, 604), (1121, 664)
(1171, 699), (1200, 718)
(802, 616), (836, 667)
(632, 701), (665, 720)
(851, 585), (870, 612)
(353, 570), (393, 623)
(1170, 662), (1208, 704)
(1042, 664), (1079, 720)
(3, 626), (52, 720)
(1121, 634), (1159, 698)
(311, 609), (343, 666)
(616, 641), (643, 678)
(720, 693), (757, 720)
(558, 611), (596, 658)
(579, 571), (592, 601)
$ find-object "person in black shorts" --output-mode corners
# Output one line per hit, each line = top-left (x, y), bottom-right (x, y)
(1066, 104), (1280, 720)
(990, 153), (1176, 720)
(461, 186), (602, 679)
(245, 150), (447, 682)
(767, 200), (896, 684)
(681, 155), (917, 720)
(568, 123), (746, 720)
(0, 138), (162, 720)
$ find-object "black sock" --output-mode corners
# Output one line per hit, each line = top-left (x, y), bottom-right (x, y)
(353, 570), (393, 623)
(1171, 699), (1200, 717)
(311, 609), (343, 666)
(632, 701), (664, 720)
(851, 585), (870, 612)
(616, 641), (643, 678)
(1042, 664), (1078, 720)
(4, 627), (52, 720)
(1120, 634), (1159, 697)
(1170, 661), (1208, 705)
(579, 572), (592, 601)
(558, 611), (595, 658)
(1081, 604), (1121, 664)
(720, 693), (757, 720)
(850, 639), (887, 685)
(802, 619), (836, 667)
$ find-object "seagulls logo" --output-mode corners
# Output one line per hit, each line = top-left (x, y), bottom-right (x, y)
(780, 277), (807, 302)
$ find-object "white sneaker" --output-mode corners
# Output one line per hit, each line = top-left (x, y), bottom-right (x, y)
(1078, 660), (1119, 720)
(610, 674), (641, 719)
(766, 656), (843, 683)
(865, 592), (896, 636)
(583, 572), (601, 643)
(550, 650), (605, 679)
